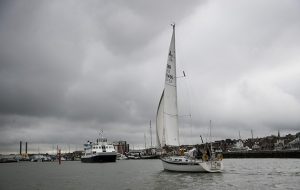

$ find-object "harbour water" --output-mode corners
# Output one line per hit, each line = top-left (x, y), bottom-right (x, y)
(0, 159), (299, 190)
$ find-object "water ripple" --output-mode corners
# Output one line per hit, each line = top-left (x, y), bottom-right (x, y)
(0, 159), (300, 190)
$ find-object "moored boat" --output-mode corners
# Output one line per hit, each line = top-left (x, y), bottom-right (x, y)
(140, 154), (160, 159)
(81, 132), (117, 163)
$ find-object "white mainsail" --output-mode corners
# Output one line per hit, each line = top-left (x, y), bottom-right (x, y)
(156, 25), (179, 147)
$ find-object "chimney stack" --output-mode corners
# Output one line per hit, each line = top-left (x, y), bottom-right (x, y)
(25, 142), (28, 154)
(20, 141), (22, 155)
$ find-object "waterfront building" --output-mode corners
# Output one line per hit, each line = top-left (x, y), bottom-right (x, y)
(113, 141), (129, 155)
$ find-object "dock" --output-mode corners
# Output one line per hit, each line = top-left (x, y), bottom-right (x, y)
(223, 150), (300, 158)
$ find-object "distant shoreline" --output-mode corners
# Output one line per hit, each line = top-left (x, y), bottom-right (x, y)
(223, 150), (300, 158)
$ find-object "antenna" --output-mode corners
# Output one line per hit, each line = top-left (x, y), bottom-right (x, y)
(177, 71), (187, 78)
(171, 22), (175, 29)
(100, 129), (104, 139)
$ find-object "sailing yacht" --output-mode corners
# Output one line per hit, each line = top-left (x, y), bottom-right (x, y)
(156, 24), (223, 172)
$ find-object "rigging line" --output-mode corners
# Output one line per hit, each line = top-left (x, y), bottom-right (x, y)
(180, 70), (194, 145)
(163, 112), (178, 117)
(178, 114), (192, 118)
(163, 113), (191, 118)
(189, 113), (193, 145)
(165, 83), (176, 87)
(205, 122), (210, 144)
(183, 74), (194, 145)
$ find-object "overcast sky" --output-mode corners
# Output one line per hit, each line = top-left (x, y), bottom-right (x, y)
(1, 0), (300, 154)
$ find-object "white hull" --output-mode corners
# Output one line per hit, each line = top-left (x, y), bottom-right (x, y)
(81, 151), (117, 159)
(161, 156), (223, 173)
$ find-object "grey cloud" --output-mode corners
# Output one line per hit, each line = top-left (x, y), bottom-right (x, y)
(0, 0), (300, 153)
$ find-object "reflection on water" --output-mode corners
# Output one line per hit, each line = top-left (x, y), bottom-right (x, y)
(152, 171), (224, 190)
(0, 159), (299, 190)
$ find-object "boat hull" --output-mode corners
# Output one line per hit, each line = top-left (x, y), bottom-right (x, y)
(81, 153), (117, 163)
(161, 157), (223, 173)
(140, 155), (160, 159)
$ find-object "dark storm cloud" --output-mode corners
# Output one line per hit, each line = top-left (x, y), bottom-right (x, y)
(0, 0), (199, 116)
(0, 0), (85, 117)
(77, 0), (202, 54)
(0, 0), (201, 153)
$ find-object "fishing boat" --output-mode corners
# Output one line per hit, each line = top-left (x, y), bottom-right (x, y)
(156, 24), (223, 173)
(81, 131), (117, 163)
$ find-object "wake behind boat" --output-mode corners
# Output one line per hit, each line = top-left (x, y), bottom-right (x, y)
(156, 24), (223, 173)
(81, 131), (117, 163)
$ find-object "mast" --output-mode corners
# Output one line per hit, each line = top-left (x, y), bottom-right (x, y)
(150, 120), (152, 148)
(144, 133), (146, 149)
(210, 120), (212, 154)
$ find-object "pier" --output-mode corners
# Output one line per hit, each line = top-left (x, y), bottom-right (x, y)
(223, 150), (300, 158)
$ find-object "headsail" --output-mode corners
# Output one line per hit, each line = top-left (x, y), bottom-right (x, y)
(156, 90), (164, 148)
(156, 24), (179, 147)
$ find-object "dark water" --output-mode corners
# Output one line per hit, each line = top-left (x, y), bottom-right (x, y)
(0, 159), (299, 190)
